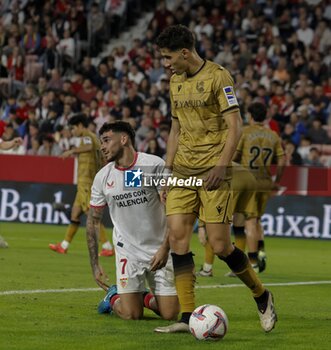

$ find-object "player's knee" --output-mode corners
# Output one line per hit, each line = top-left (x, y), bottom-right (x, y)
(209, 240), (232, 257)
(160, 310), (179, 321)
(121, 310), (143, 320)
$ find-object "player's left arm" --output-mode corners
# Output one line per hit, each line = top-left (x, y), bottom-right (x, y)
(86, 206), (109, 290)
(205, 109), (242, 190)
(273, 155), (286, 189)
(62, 136), (93, 158)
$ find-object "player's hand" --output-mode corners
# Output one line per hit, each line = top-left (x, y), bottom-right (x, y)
(204, 166), (226, 190)
(61, 149), (73, 158)
(159, 188), (168, 204)
(93, 264), (110, 291)
(271, 182), (281, 191)
(150, 245), (169, 271)
(198, 226), (207, 246)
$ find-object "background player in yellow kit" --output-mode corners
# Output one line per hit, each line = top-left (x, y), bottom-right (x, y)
(155, 25), (277, 334)
(49, 114), (113, 256)
(235, 102), (285, 271)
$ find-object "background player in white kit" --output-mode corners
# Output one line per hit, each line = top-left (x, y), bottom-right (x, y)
(86, 121), (179, 320)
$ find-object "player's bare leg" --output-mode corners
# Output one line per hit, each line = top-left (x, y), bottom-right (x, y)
(155, 295), (180, 321)
(154, 213), (195, 333)
(245, 218), (261, 273)
(113, 293), (144, 320)
(206, 222), (277, 332)
(49, 205), (82, 253)
(256, 220), (267, 272)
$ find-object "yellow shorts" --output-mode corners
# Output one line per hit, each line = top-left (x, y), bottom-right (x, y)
(255, 178), (273, 217)
(166, 172), (233, 224)
(232, 166), (258, 218)
(73, 182), (92, 212)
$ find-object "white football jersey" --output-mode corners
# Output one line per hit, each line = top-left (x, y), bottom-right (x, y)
(90, 152), (166, 262)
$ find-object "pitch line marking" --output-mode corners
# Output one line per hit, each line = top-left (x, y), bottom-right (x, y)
(1, 281), (331, 296)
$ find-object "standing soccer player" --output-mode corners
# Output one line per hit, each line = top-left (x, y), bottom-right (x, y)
(0, 137), (23, 248)
(87, 121), (179, 320)
(49, 113), (113, 256)
(235, 102), (285, 271)
(155, 25), (277, 333)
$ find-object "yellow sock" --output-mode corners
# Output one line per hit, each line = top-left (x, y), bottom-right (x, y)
(172, 252), (195, 313)
(220, 246), (265, 298)
(235, 235), (246, 252)
(64, 222), (80, 243)
(236, 264), (265, 298)
(233, 226), (246, 252)
(205, 241), (215, 265)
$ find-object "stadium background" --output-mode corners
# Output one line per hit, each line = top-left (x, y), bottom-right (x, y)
(0, 0), (330, 240)
(1, 2), (331, 349)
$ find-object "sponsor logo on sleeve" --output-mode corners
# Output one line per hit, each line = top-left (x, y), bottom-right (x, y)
(223, 86), (238, 106)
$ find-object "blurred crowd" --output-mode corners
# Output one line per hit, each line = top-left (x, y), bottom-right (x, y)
(0, 0), (331, 167)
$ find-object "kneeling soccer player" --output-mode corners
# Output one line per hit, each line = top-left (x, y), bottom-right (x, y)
(86, 121), (179, 320)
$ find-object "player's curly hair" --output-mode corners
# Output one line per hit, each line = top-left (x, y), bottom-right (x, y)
(248, 102), (267, 122)
(99, 121), (135, 145)
(156, 24), (195, 51)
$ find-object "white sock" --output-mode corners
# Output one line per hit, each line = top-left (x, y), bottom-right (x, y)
(61, 240), (70, 249)
(203, 263), (213, 272)
(102, 241), (113, 250)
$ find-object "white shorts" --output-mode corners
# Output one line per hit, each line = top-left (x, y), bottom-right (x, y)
(115, 248), (177, 296)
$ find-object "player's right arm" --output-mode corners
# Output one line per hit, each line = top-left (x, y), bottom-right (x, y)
(165, 117), (180, 169)
(160, 117), (180, 203)
(86, 206), (109, 291)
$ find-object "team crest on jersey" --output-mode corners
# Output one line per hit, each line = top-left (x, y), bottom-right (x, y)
(223, 86), (238, 106)
(196, 81), (205, 93)
(124, 168), (143, 188)
(120, 278), (128, 288)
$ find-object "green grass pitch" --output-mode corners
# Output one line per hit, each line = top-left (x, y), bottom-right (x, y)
(1, 222), (331, 350)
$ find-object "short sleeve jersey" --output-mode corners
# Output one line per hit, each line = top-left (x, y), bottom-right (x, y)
(169, 60), (239, 175)
(237, 125), (284, 179)
(77, 130), (101, 185)
(90, 152), (167, 262)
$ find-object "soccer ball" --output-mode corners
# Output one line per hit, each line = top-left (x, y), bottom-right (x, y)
(189, 304), (228, 341)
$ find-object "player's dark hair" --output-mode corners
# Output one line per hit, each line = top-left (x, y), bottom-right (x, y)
(68, 113), (88, 128)
(156, 25), (195, 51)
(248, 102), (267, 122)
(99, 121), (135, 145)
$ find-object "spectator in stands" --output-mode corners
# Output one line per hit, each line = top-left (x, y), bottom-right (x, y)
(47, 68), (64, 91)
(40, 35), (60, 75)
(146, 137), (164, 157)
(304, 147), (324, 167)
(57, 29), (75, 74)
(128, 64), (145, 85)
(77, 78), (97, 105)
(88, 2), (105, 56)
(37, 133), (62, 156)
(284, 140), (303, 166)
(282, 123), (301, 146)
(20, 22), (41, 55)
(122, 86), (144, 119)
(307, 118), (330, 144)
(79, 56), (97, 81)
